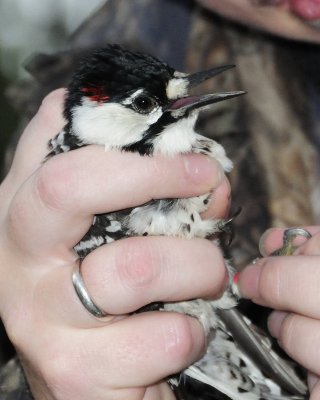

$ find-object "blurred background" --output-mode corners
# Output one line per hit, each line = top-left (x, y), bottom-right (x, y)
(0, 0), (105, 174)
(0, 0), (105, 365)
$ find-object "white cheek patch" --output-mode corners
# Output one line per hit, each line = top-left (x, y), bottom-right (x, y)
(72, 98), (162, 149)
(166, 77), (189, 100)
(153, 114), (198, 156)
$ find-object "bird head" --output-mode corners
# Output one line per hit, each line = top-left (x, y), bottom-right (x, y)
(65, 44), (244, 155)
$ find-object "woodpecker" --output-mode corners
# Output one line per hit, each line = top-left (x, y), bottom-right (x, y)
(47, 44), (307, 399)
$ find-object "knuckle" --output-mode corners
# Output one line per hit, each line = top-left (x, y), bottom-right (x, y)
(38, 89), (65, 117)
(35, 158), (76, 211)
(116, 238), (159, 291)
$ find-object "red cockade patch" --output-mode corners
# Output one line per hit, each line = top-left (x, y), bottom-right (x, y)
(81, 86), (110, 103)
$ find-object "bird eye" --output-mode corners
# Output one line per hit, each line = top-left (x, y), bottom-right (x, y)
(132, 94), (157, 114)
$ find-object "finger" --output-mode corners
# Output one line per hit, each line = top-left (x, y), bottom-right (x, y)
(24, 313), (204, 399)
(267, 312), (320, 377)
(238, 255), (320, 319)
(7, 147), (225, 259)
(33, 236), (227, 327)
(259, 226), (320, 256)
(74, 312), (205, 388)
(5, 89), (66, 192)
(80, 236), (227, 315)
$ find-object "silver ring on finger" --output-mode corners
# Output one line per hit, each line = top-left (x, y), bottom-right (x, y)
(283, 227), (312, 242)
(271, 227), (312, 256)
(72, 259), (108, 318)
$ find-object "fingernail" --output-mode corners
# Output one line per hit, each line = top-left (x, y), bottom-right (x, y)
(237, 263), (263, 299)
(183, 154), (224, 188)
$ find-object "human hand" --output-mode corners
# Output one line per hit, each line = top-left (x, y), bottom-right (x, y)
(196, 0), (320, 44)
(237, 226), (320, 399)
(0, 89), (231, 400)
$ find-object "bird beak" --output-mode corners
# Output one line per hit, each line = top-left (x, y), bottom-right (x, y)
(167, 65), (246, 114)
(187, 64), (235, 88)
(168, 91), (245, 113)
